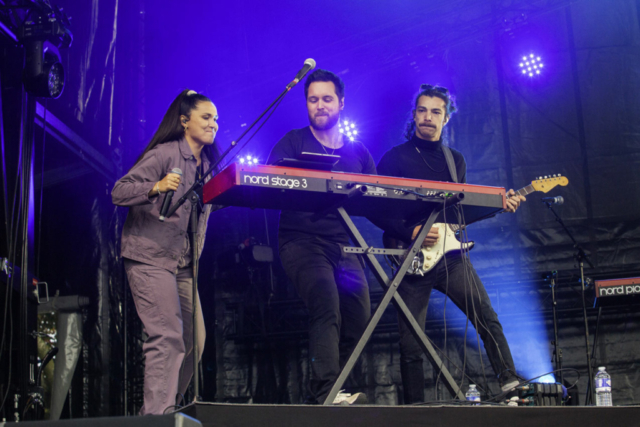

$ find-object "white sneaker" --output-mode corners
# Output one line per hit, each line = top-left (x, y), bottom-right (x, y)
(333, 390), (368, 405)
(501, 379), (520, 393)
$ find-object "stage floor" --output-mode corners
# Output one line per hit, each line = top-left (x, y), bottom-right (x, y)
(180, 401), (640, 427)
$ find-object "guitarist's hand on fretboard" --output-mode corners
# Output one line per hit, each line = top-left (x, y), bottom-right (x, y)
(383, 176), (568, 276)
(505, 188), (526, 213)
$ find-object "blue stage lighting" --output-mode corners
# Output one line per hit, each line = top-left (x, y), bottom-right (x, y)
(338, 120), (358, 142)
(239, 156), (259, 165)
(537, 374), (557, 384)
(519, 53), (544, 78)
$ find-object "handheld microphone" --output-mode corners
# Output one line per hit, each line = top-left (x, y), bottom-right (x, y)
(159, 168), (183, 221)
(286, 58), (316, 89)
(541, 195), (564, 205)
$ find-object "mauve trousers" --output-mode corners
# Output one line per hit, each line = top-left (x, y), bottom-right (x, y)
(279, 236), (370, 404)
(124, 259), (205, 415)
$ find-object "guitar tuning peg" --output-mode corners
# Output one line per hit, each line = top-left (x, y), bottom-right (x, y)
(544, 176), (548, 179)
(558, 173), (562, 176)
(552, 174), (557, 177)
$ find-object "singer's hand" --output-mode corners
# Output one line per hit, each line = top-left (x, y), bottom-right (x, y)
(412, 225), (440, 247)
(158, 173), (181, 193)
(149, 173), (181, 197)
(505, 189), (526, 213)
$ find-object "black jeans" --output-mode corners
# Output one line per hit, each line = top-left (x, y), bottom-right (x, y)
(279, 235), (370, 404)
(398, 254), (516, 404)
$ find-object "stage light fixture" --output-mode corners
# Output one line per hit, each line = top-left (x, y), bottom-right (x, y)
(239, 155), (259, 165)
(17, 2), (72, 98)
(338, 120), (358, 142)
(519, 53), (544, 78)
(23, 41), (65, 98)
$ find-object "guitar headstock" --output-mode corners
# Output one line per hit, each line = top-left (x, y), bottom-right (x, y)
(531, 174), (569, 193)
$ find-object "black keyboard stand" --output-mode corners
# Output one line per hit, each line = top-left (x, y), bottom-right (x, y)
(321, 197), (466, 405)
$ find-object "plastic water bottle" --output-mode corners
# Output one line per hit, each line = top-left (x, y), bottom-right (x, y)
(466, 384), (481, 405)
(594, 366), (612, 407)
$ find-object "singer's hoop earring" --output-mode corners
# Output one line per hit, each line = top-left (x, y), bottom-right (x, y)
(183, 126), (188, 132)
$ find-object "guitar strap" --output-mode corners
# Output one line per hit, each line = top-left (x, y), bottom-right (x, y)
(441, 145), (458, 183)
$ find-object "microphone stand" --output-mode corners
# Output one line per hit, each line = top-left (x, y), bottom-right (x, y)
(545, 270), (564, 386)
(544, 201), (596, 405)
(164, 81), (294, 221)
(162, 80), (298, 403)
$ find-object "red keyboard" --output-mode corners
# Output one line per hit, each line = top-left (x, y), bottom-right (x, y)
(203, 163), (507, 223)
(595, 277), (640, 304)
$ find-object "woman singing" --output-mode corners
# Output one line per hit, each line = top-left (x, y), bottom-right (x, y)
(112, 89), (219, 415)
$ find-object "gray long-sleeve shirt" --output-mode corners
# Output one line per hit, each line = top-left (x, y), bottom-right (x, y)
(112, 137), (212, 272)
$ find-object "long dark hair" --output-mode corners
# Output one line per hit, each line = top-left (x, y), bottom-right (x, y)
(132, 89), (221, 170)
(404, 84), (457, 140)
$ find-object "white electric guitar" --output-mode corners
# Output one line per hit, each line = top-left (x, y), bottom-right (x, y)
(383, 175), (569, 275)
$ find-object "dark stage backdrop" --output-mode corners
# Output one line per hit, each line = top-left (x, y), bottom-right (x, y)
(1, 0), (143, 417)
(140, 0), (640, 408)
(2, 0), (639, 416)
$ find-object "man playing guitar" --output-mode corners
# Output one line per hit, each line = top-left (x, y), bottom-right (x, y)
(376, 84), (525, 404)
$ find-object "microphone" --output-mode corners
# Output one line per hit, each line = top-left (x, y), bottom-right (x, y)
(159, 168), (183, 221)
(541, 195), (564, 205)
(286, 58), (316, 89)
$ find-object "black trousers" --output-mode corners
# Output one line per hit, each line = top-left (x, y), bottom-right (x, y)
(398, 253), (516, 404)
(279, 235), (370, 404)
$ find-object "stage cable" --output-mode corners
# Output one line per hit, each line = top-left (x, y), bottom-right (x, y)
(418, 325), (492, 397)
(460, 202), (513, 377)
(458, 205), (471, 394)
(0, 91), (29, 414)
(462, 204), (513, 393)
(0, 93), (27, 415)
(483, 368), (582, 404)
(0, 93), (9, 260)
(263, 209), (275, 306)
(457, 204), (491, 394)
(36, 100), (47, 277)
(434, 196), (450, 397)
(412, 200), (553, 401)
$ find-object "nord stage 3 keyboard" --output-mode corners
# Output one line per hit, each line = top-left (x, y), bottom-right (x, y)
(203, 163), (508, 224)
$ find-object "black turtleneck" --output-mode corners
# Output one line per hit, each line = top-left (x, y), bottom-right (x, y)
(377, 134), (466, 183)
(375, 134), (467, 243)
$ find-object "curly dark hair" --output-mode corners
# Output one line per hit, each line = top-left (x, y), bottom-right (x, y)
(304, 69), (345, 100)
(404, 84), (457, 140)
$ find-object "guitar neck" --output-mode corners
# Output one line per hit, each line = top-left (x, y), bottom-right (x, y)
(512, 184), (536, 199)
(449, 176), (567, 229)
(456, 184), (534, 229)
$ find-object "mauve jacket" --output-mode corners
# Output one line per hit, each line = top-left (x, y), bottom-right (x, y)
(112, 137), (213, 272)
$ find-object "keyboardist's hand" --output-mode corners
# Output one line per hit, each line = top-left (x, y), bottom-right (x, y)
(505, 189), (526, 213)
(412, 226), (440, 247)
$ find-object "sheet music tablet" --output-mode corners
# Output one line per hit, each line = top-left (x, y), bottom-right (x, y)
(274, 152), (340, 171)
